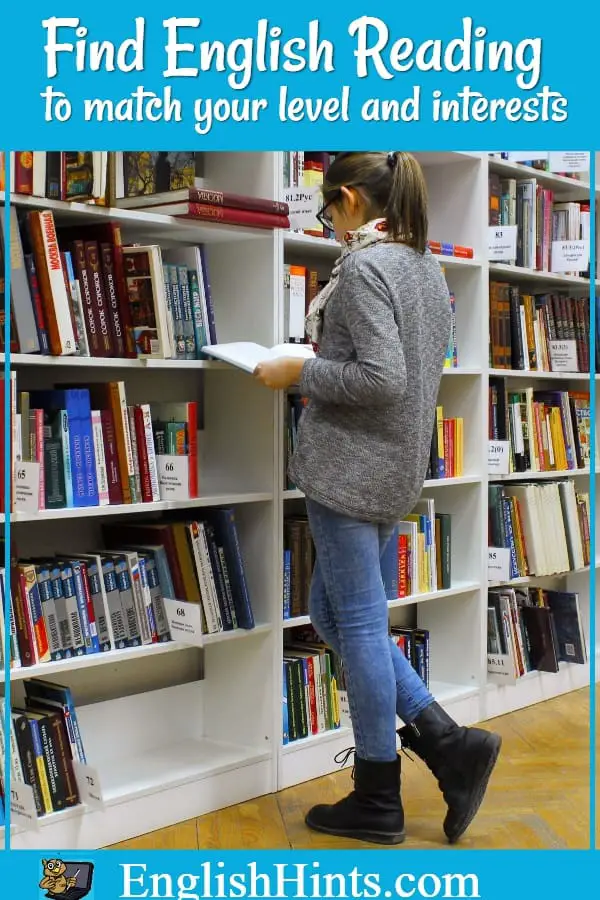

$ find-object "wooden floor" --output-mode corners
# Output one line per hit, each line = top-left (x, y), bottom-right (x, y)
(108, 690), (591, 850)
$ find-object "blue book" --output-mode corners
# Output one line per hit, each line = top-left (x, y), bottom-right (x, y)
(380, 527), (399, 602)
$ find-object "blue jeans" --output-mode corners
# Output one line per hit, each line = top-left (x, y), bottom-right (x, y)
(306, 497), (434, 762)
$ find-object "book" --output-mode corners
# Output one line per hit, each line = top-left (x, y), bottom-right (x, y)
(202, 342), (314, 374)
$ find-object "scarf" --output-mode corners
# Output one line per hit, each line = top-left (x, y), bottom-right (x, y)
(304, 218), (393, 347)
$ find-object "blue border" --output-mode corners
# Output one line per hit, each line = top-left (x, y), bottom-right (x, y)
(589, 150), (597, 851)
(3, 152), (10, 849)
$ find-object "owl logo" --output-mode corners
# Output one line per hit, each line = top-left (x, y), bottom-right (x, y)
(39, 860), (94, 900)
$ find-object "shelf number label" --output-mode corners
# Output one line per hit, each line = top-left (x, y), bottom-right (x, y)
(283, 187), (320, 230)
(73, 762), (105, 809)
(549, 340), (578, 373)
(163, 597), (204, 646)
(10, 780), (39, 829)
(156, 454), (190, 502)
(13, 461), (41, 514)
(488, 225), (517, 261)
(551, 240), (589, 273)
(549, 151), (590, 173)
(488, 440), (510, 475)
(488, 547), (511, 583)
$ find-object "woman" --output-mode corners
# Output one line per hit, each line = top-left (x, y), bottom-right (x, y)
(255, 151), (501, 845)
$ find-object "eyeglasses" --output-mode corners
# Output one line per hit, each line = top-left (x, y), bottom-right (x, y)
(316, 190), (341, 231)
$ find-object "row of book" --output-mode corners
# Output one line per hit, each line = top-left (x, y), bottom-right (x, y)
(3, 207), (221, 360)
(283, 503), (452, 619)
(489, 380), (591, 474)
(488, 481), (591, 580)
(489, 285), (590, 373)
(425, 406), (464, 480)
(487, 586), (587, 683)
(1, 679), (85, 818)
(11, 377), (199, 510)
(488, 152), (589, 179)
(3, 508), (254, 668)
(488, 171), (590, 276)
(283, 623), (430, 743)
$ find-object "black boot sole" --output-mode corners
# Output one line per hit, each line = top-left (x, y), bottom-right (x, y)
(445, 732), (502, 844)
(305, 813), (406, 845)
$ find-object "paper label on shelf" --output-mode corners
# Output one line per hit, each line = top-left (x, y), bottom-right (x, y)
(488, 547), (511, 582)
(551, 240), (589, 273)
(73, 762), (105, 809)
(488, 226), (517, 261)
(157, 455), (190, 502)
(488, 441), (510, 475)
(163, 597), (204, 646)
(487, 653), (517, 684)
(549, 340), (578, 373)
(338, 689), (352, 728)
(10, 780), (39, 829)
(283, 187), (320, 230)
(13, 461), (40, 513)
(548, 151), (590, 173)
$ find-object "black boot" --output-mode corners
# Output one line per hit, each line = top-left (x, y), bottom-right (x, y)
(305, 753), (405, 845)
(398, 702), (501, 844)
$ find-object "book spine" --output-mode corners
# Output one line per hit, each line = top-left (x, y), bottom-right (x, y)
(29, 211), (77, 355)
(91, 410), (110, 505)
(100, 242), (126, 356)
(185, 203), (290, 229)
(100, 408), (123, 504)
(23, 252), (50, 354)
(85, 240), (113, 355)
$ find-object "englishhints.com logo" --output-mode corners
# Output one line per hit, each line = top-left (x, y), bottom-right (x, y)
(39, 859), (94, 900)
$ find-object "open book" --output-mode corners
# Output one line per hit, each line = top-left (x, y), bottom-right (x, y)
(201, 342), (314, 374)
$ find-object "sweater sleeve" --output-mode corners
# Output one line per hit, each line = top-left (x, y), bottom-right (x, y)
(299, 254), (407, 407)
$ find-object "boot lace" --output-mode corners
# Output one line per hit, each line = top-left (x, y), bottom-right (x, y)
(334, 747), (356, 780)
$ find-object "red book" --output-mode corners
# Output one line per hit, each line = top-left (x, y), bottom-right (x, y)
(100, 409), (123, 505)
(144, 202), (290, 230)
(133, 406), (154, 503)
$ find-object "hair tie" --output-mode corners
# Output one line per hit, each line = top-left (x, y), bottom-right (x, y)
(387, 152), (397, 169)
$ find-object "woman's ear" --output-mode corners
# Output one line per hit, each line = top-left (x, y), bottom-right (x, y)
(339, 185), (360, 214)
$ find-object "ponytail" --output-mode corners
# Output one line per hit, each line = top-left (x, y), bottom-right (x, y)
(321, 151), (428, 252)
(386, 152), (428, 253)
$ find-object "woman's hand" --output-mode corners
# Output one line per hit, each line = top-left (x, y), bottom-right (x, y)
(254, 357), (305, 390)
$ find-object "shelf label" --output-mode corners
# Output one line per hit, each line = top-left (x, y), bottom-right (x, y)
(488, 441), (510, 475)
(163, 597), (204, 646)
(488, 225), (517, 261)
(488, 547), (511, 582)
(487, 653), (517, 684)
(10, 780), (39, 829)
(283, 187), (320, 230)
(549, 151), (590, 173)
(73, 761), (105, 809)
(157, 455), (190, 502)
(551, 240), (589, 273)
(549, 340), (579, 373)
(338, 689), (352, 728)
(13, 461), (40, 513)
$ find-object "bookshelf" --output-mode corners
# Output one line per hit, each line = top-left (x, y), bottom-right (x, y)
(2, 151), (596, 848)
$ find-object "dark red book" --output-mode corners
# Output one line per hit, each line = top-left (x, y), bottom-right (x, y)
(144, 202), (290, 230)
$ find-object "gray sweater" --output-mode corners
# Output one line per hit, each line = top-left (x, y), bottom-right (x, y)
(288, 242), (451, 524)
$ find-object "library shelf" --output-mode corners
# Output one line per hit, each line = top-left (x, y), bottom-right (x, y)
(489, 261), (596, 289)
(486, 157), (592, 199)
(5, 150), (594, 847)
(488, 368), (592, 382)
(11, 492), (274, 523)
(7, 624), (273, 684)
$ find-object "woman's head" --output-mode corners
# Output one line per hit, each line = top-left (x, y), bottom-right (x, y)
(317, 151), (428, 251)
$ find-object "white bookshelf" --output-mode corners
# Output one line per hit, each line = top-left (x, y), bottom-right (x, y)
(4, 151), (596, 848)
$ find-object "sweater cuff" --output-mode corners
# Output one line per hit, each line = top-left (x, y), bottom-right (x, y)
(298, 357), (317, 396)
